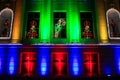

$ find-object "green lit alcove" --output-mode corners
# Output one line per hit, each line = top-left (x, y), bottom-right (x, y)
(21, 0), (98, 44)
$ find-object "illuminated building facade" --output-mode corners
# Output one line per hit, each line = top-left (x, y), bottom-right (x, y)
(0, 0), (120, 79)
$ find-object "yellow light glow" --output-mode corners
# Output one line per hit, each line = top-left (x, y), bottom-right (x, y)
(97, 0), (108, 43)
(12, 0), (23, 43)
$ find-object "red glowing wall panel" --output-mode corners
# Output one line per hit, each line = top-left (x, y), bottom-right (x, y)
(20, 52), (36, 76)
(83, 52), (100, 77)
(52, 52), (68, 77)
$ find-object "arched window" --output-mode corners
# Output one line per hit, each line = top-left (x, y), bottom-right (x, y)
(0, 8), (13, 39)
(106, 8), (120, 39)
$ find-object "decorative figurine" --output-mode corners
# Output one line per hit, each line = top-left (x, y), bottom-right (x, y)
(82, 20), (93, 38)
(54, 18), (66, 38)
(26, 20), (38, 38)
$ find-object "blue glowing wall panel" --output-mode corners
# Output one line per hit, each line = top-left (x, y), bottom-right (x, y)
(69, 47), (82, 76)
(41, 58), (47, 75)
(115, 47), (120, 75)
(37, 46), (50, 76)
(0, 47), (5, 74)
(6, 47), (19, 75)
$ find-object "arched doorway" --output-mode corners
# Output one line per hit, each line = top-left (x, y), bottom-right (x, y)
(0, 8), (13, 39)
(106, 8), (120, 39)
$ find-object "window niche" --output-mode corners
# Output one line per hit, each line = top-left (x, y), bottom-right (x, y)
(80, 12), (94, 39)
(25, 12), (40, 39)
(106, 8), (120, 39)
(53, 12), (66, 39)
(0, 8), (13, 39)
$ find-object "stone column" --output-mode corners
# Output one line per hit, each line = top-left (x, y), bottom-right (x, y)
(96, 0), (109, 43)
(11, 0), (23, 43)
